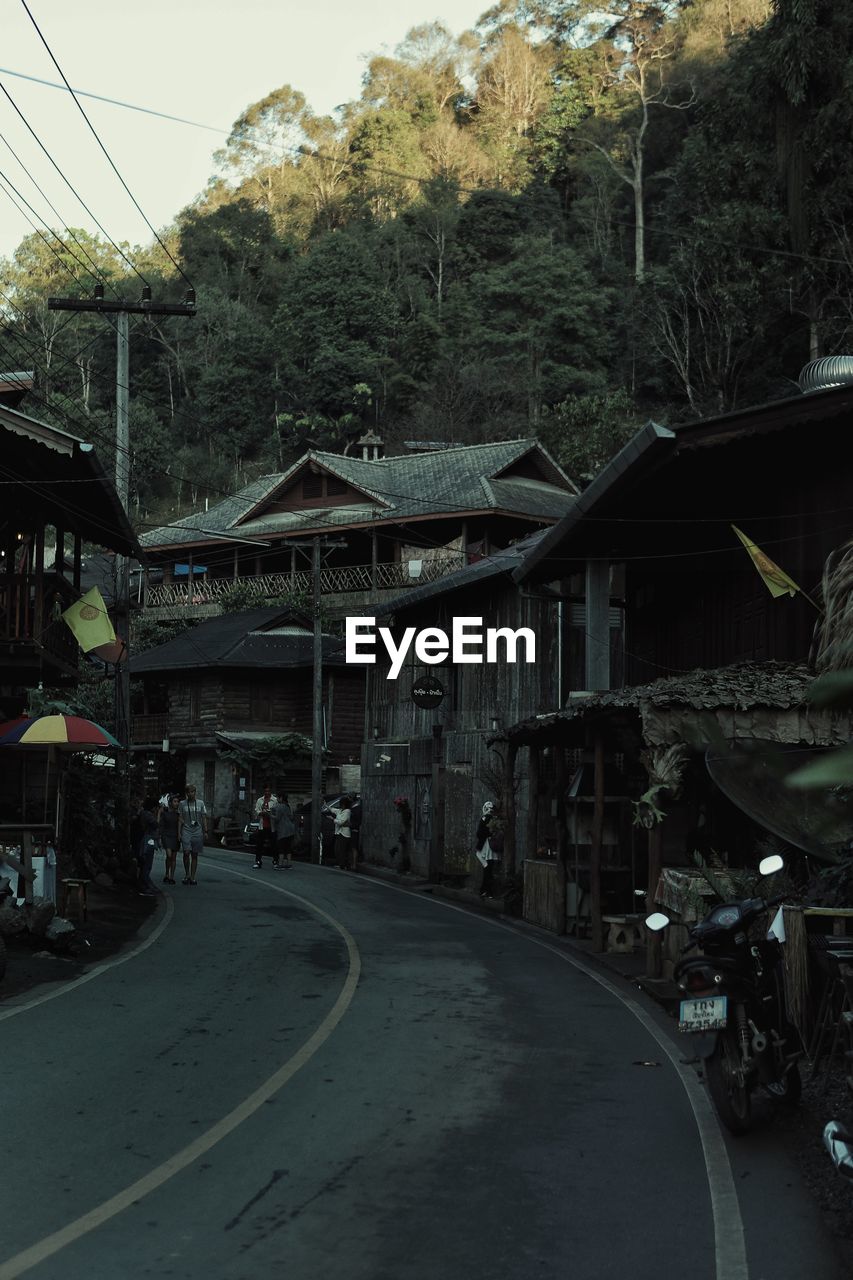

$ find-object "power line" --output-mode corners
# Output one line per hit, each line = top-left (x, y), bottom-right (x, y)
(0, 126), (121, 295)
(0, 77), (148, 285)
(0, 66), (228, 135)
(18, 0), (195, 293)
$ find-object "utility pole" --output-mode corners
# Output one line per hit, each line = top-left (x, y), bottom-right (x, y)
(48, 284), (195, 856)
(48, 284), (196, 745)
(311, 536), (323, 864)
(288, 535), (346, 862)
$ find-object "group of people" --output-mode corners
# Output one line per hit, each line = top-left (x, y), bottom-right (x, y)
(132, 784), (208, 895)
(252, 785), (295, 870)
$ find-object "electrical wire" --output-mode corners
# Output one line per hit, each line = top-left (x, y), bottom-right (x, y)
(0, 169), (94, 289)
(0, 127), (121, 295)
(0, 77), (149, 286)
(18, 0), (195, 293)
(0, 66), (227, 135)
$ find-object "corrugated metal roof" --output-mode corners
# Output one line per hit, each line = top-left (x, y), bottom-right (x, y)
(130, 606), (347, 674)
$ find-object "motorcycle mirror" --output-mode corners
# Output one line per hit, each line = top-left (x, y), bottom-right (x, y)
(645, 912), (671, 932)
(758, 854), (784, 876)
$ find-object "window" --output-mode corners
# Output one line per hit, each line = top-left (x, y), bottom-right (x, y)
(327, 476), (347, 496)
(302, 474), (323, 499)
(250, 683), (274, 723)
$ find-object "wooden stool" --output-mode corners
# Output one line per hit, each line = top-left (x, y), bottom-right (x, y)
(602, 914), (644, 953)
(59, 878), (90, 921)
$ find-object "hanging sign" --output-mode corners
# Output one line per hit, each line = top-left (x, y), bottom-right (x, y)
(411, 674), (445, 709)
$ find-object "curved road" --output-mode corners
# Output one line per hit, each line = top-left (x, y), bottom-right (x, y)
(0, 854), (845, 1280)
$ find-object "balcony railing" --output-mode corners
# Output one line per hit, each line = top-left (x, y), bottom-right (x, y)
(143, 556), (465, 610)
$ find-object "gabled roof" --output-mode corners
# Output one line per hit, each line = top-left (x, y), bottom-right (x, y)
(515, 381), (853, 584)
(141, 440), (578, 552)
(130, 606), (347, 675)
(0, 402), (141, 558)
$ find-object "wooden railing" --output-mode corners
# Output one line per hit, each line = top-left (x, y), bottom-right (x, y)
(143, 556), (464, 609)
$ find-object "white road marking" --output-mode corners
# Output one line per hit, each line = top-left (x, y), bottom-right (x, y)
(0, 869), (361, 1280)
(351, 871), (750, 1280)
(0, 895), (175, 1023)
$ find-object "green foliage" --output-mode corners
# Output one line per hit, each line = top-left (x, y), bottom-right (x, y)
(540, 388), (640, 483)
(218, 733), (320, 782)
(5, 1), (853, 511)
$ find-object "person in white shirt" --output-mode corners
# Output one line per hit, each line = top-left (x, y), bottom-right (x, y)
(178, 784), (208, 885)
(329, 795), (354, 871)
(253, 783), (278, 869)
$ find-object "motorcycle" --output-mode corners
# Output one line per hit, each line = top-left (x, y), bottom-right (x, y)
(646, 854), (803, 1135)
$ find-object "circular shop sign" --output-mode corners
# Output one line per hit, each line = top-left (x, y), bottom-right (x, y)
(411, 674), (445, 709)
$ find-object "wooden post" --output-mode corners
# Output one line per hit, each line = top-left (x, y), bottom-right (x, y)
(590, 731), (605, 951)
(585, 558), (611, 690)
(526, 745), (540, 865)
(22, 829), (34, 906)
(555, 747), (568, 936)
(503, 740), (518, 877)
(646, 823), (664, 979)
(186, 551), (193, 607)
(290, 544), (296, 586)
(72, 534), (82, 592)
(233, 547), (239, 581)
(33, 525), (44, 638)
(429, 724), (444, 879)
(370, 529), (378, 589)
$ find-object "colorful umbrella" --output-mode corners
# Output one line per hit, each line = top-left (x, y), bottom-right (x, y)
(0, 714), (121, 749)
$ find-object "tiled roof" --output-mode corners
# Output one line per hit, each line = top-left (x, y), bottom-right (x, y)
(141, 440), (577, 550)
(130, 606), (347, 674)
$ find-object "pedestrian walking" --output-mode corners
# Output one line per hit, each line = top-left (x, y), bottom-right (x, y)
(159, 794), (181, 884)
(475, 800), (501, 898)
(272, 792), (295, 869)
(329, 795), (354, 870)
(178, 783), (208, 885)
(137, 794), (160, 897)
(253, 783), (278, 869)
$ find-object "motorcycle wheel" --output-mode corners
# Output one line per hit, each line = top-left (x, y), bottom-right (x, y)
(764, 1063), (802, 1107)
(706, 1030), (752, 1135)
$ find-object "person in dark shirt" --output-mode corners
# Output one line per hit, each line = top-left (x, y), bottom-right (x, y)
(159, 794), (181, 885)
(137, 795), (160, 897)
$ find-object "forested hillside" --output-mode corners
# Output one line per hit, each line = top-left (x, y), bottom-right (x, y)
(2, 0), (852, 526)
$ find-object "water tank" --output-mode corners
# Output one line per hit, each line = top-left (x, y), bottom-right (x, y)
(798, 356), (853, 393)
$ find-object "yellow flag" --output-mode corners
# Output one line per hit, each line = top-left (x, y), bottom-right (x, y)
(62, 586), (117, 653)
(731, 526), (800, 599)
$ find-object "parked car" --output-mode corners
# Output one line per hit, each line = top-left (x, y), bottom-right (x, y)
(296, 795), (362, 853)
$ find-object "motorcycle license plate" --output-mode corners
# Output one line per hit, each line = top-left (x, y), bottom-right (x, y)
(679, 995), (728, 1033)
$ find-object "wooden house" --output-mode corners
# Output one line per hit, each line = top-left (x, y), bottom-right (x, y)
(0, 389), (141, 713)
(357, 531), (564, 883)
(129, 607), (364, 830)
(507, 378), (853, 953)
(138, 438), (577, 620)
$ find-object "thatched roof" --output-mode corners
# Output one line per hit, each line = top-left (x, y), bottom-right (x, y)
(508, 661), (813, 744)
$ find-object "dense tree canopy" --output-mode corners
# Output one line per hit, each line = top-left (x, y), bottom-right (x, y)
(2, 0), (852, 522)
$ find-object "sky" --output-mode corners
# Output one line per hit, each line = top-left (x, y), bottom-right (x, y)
(0, 0), (489, 267)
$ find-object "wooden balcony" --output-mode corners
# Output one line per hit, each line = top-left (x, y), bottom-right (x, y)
(0, 571), (80, 680)
(142, 556), (465, 616)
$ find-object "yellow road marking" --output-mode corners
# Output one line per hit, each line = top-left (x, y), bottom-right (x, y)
(0, 869), (361, 1279)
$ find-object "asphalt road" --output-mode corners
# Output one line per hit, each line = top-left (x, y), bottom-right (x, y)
(0, 854), (846, 1280)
